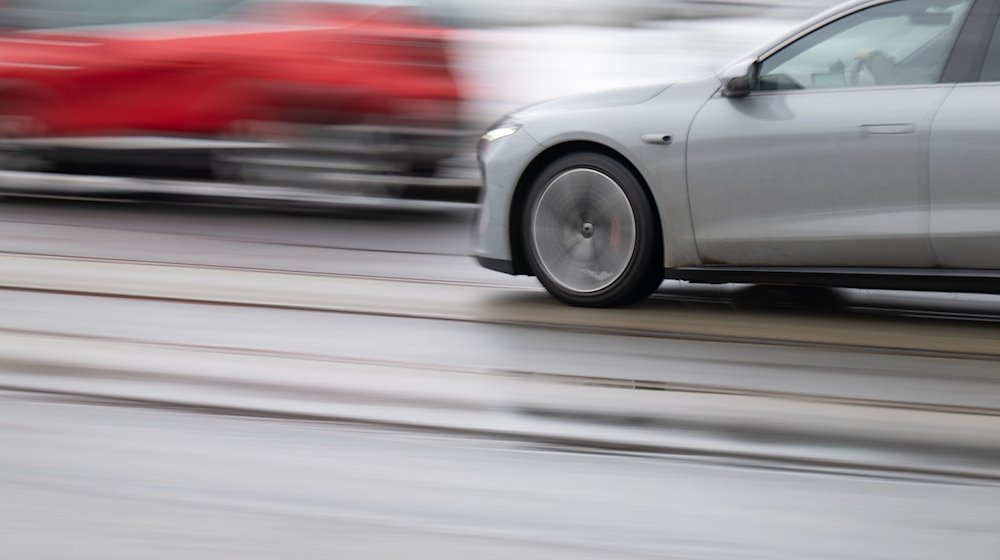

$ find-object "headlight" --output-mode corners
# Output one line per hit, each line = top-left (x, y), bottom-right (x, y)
(480, 124), (521, 144)
(478, 123), (521, 161)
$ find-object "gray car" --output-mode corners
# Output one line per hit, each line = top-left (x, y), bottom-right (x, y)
(474, 0), (1000, 307)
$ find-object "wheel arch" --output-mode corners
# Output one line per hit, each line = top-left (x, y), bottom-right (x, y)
(508, 140), (663, 276)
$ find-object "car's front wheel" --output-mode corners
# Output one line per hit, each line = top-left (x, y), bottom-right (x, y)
(523, 152), (663, 307)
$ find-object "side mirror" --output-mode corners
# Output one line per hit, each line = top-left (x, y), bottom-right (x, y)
(720, 58), (758, 98)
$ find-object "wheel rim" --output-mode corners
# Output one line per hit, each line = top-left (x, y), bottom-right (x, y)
(531, 168), (638, 294)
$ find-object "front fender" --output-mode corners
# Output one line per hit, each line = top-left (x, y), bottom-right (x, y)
(519, 75), (722, 268)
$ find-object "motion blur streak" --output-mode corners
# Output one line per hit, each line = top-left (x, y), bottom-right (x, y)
(0, 0), (463, 190)
(3, 1), (1000, 559)
(0, 0), (816, 197)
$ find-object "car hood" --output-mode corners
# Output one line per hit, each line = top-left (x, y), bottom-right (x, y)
(512, 83), (671, 120)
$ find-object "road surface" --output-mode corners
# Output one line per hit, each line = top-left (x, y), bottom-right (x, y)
(2, 196), (1000, 558)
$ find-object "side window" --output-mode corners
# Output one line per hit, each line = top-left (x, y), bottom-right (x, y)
(980, 15), (1000, 81)
(758, 0), (973, 91)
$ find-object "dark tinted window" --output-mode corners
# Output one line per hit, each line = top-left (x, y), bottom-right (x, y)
(980, 14), (1000, 80)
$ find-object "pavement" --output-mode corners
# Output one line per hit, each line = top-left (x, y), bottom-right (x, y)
(6, 392), (999, 560)
(2, 197), (1000, 558)
(3, 252), (1000, 356)
(1, 201), (999, 477)
(2, 325), (999, 480)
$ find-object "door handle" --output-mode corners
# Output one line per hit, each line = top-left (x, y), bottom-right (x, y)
(859, 123), (916, 135)
(640, 133), (673, 145)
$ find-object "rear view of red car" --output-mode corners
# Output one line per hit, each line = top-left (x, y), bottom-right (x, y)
(0, 0), (464, 187)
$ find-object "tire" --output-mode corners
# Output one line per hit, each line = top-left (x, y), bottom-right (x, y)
(522, 152), (663, 307)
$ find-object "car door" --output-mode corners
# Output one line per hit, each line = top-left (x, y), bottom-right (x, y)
(686, 0), (978, 267)
(929, 1), (1000, 268)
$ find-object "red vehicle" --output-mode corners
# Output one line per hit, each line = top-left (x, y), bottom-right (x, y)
(0, 0), (463, 181)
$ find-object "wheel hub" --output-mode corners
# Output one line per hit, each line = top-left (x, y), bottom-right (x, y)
(530, 168), (638, 294)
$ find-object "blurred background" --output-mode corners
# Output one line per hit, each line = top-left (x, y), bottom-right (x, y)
(2, 1), (1000, 559)
(0, 0), (840, 201)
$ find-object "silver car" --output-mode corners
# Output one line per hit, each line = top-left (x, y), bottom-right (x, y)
(474, 0), (1000, 307)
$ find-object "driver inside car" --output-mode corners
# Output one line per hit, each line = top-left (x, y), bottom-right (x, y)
(855, 48), (899, 84)
(853, 43), (952, 86)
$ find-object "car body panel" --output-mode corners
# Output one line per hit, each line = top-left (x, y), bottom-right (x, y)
(475, 124), (544, 263)
(514, 84), (670, 118)
(929, 81), (1000, 268)
(687, 83), (951, 267)
(474, 77), (727, 269)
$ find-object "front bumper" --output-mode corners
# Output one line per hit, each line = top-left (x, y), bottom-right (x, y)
(472, 125), (542, 271)
(475, 256), (516, 274)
